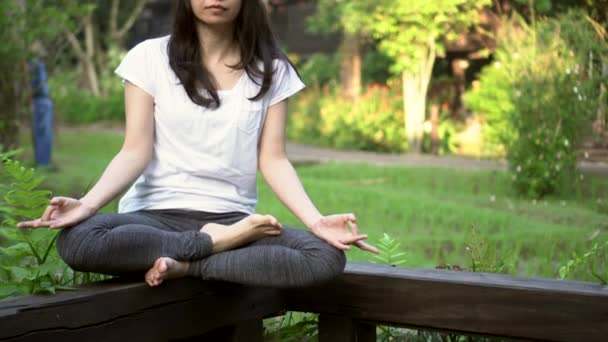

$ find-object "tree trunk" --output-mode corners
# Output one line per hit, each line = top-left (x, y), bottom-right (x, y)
(402, 41), (436, 153)
(65, 0), (148, 96)
(595, 60), (607, 144)
(451, 58), (470, 119)
(0, 67), (25, 151)
(66, 13), (100, 96)
(108, 0), (148, 49)
(0, 0), (27, 151)
(83, 14), (100, 96)
(430, 102), (440, 154)
(339, 32), (361, 99)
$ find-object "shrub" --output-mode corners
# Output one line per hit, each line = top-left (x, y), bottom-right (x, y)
(316, 83), (407, 152)
(298, 53), (340, 88)
(289, 83), (407, 152)
(50, 70), (124, 124)
(465, 11), (605, 197)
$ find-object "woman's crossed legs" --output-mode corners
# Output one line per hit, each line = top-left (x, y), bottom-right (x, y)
(56, 210), (346, 288)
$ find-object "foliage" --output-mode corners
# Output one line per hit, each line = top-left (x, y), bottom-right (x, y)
(0, 0), (92, 149)
(372, 233), (407, 266)
(50, 70), (125, 123)
(0, 154), (65, 298)
(465, 226), (511, 273)
(309, 0), (491, 151)
(0, 153), (107, 299)
(307, 0), (370, 35)
(559, 238), (607, 284)
(286, 86), (323, 146)
(298, 48), (393, 89)
(264, 312), (318, 341)
(361, 48), (394, 86)
(298, 53), (340, 88)
(288, 83), (406, 152)
(355, 0), (491, 75)
(512, 0), (608, 23)
(465, 10), (606, 197)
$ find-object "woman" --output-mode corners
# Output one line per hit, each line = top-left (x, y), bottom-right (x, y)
(18, 0), (378, 288)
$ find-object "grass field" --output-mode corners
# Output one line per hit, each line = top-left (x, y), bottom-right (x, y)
(17, 130), (608, 281)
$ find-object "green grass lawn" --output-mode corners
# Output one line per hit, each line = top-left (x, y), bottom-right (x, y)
(17, 130), (608, 282)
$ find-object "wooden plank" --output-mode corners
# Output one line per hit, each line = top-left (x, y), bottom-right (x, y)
(285, 263), (608, 342)
(0, 277), (283, 341)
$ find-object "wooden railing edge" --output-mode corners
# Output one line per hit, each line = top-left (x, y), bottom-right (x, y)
(1, 262), (607, 341)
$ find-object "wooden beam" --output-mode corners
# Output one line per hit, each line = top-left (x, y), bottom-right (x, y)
(285, 263), (608, 342)
(0, 277), (283, 342)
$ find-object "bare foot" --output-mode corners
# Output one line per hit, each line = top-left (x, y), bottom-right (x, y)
(200, 214), (282, 253)
(145, 257), (190, 287)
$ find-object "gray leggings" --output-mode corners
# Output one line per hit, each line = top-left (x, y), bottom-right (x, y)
(56, 209), (346, 288)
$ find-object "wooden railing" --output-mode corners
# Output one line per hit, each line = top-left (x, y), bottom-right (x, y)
(1, 262), (607, 341)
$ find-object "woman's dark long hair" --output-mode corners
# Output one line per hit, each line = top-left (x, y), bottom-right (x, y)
(168, 0), (293, 108)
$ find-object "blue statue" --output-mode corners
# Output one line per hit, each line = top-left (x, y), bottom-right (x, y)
(29, 57), (53, 166)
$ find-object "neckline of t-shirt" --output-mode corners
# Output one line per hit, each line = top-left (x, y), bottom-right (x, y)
(217, 71), (247, 95)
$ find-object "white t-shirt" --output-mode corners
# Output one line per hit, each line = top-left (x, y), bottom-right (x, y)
(114, 35), (305, 214)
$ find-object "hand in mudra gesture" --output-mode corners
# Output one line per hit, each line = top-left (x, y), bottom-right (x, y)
(17, 197), (97, 229)
(309, 214), (379, 254)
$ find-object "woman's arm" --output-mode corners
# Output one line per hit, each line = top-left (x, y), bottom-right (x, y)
(258, 100), (378, 253)
(79, 82), (155, 211)
(258, 101), (322, 229)
(18, 82), (155, 228)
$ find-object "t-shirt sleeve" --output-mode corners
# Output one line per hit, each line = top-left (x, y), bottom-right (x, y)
(114, 40), (156, 97)
(268, 59), (306, 106)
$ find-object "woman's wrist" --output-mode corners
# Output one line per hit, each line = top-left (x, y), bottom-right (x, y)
(304, 214), (324, 231)
(79, 197), (101, 214)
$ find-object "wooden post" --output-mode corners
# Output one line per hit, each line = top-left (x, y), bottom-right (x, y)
(233, 319), (264, 342)
(318, 314), (376, 342)
(187, 319), (263, 342)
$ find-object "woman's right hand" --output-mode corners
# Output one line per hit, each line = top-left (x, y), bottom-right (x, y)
(16, 197), (97, 229)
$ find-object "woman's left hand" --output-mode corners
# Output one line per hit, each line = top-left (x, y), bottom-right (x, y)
(309, 214), (379, 254)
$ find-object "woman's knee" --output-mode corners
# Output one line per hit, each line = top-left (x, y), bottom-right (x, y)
(301, 235), (347, 282)
(56, 214), (110, 270)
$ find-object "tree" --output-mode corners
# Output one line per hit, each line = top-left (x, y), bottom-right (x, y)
(0, 0), (91, 150)
(63, 0), (148, 96)
(308, 0), (370, 98)
(355, 0), (491, 152)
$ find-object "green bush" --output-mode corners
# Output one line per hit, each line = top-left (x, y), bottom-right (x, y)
(50, 70), (124, 124)
(298, 53), (340, 88)
(287, 84), (323, 145)
(361, 48), (393, 85)
(465, 11), (606, 197)
(288, 82), (407, 152)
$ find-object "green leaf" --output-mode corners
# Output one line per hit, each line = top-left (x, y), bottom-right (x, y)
(0, 242), (31, 256)
(0, 228), (22, 241)
(5, 266), (32, 282)
(0, 283), (22, 299)
(29, 228), (54, 244)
